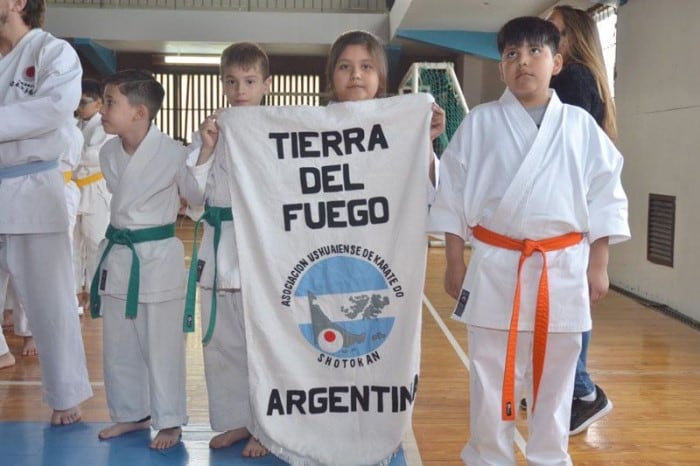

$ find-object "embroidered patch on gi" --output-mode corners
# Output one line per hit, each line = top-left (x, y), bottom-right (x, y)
(99, 270), (107, 291)
(197, 259), (206, 281)
(184, 313), (194, 331)
(453, 289), (469, 318)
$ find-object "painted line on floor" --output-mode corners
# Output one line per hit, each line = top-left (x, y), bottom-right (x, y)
(422, 294), (527, 456)
(402, 427), (423, 466)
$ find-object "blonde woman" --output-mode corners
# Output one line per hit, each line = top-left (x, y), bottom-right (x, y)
(548, 4), (617, 436)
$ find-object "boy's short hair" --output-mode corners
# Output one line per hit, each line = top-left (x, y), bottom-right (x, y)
(81, 79), (103, 101)
(103, 69), (164, 121)
(220, 42), (270, 79)
(497, 16), (560, 55)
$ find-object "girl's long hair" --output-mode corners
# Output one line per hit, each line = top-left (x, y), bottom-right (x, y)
(551, 5), (617, 141)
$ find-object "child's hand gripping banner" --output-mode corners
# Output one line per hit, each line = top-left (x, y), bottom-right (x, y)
(218, 93), (433, 466)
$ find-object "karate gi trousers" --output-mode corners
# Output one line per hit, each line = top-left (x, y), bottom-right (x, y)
(200, 289), (251, 432)
(462, 326), (580, 466)
(0, 233), (92, 409)
(102, 295), (187, 430)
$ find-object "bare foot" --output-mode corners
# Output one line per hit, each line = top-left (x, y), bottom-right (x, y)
(150, 426), (182, 450)
(22, 337), (37, 356)
(98, 416), (151, 439)
(51, 406), (82, 426)
(0, 352), (15, 369)
(209, 427), (249, 449)
(242, 437), (269, 458)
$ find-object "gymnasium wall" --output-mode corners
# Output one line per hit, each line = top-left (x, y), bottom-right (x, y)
(610, 0), (700, 323)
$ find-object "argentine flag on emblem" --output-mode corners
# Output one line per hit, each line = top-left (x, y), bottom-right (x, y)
(218, 93), (433, 465)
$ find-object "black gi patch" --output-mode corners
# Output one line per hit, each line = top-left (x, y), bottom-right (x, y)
(453, 289), (470, 318)
(99, 270), (108, 291)
(197, 259), (206, 281)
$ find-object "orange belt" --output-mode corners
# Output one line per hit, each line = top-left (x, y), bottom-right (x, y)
(63, 171), (72, 183)
(471, 225), (583, 420)
(75, 172), (104, 188)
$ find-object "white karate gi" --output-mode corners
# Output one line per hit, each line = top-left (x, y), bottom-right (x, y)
(0, 275), (27, 355)
(0, 28), (92, 410)
(0, 278), (10, 355)
(429, 89), (630, 466)
(0, 333), (7, 358)
(3, 124), (84, 341)
(62, 124), (83, 239)
(0, 277), (30, 337)
(62, 125), (83, 314)
(187, 133), (251, 433)
(0, 331), (7, 360)
(97, 124), (208, 429)
(74, 113), (113, 291)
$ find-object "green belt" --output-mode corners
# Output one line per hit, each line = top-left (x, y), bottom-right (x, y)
(90, 223), (176, 319)
(183, 205), (233, 344)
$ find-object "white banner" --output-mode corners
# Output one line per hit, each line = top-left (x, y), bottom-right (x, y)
(219, 93), (433, 465)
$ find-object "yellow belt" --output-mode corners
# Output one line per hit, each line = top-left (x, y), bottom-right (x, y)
(75, 172), (104, 188)
(63, 171), (72, 183)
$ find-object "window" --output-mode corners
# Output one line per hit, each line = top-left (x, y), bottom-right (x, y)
(154, 71), (321, 143)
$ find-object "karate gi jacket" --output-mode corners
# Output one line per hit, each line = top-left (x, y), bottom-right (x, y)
(187, 132), (241, 290)
(429, 89), (630, 333)
(76, 112), (113, 215)
(97, 125), (209, 303)
(0, 29), (82, 233)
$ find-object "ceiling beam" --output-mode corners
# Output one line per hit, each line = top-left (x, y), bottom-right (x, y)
(396, 29), (500, 61)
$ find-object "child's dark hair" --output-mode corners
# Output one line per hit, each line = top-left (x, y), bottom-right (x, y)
(103, 69), (164, 121)
(326, 30), (388, 100)
(81, 79), (103, 101)
(497, 16), (560, 55)
(220, 42), (270, 79)
(20, 0), (45, 29)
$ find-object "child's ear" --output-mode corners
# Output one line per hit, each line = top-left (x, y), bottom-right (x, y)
(135, 104), (149, 121)
(552, 52), (563, 75)
(263, 75), (272, 95)
(498, 62), (505, 83)
(11, 0), (28, 14)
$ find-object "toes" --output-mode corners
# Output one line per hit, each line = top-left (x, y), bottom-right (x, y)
(150, 427), (182, 450)
(51, 407), (81, 426)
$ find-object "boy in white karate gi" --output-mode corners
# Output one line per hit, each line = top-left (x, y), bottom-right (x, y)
(91, 69), (210, 450)
(0, 0), (93, 425)
(183, 42), (270, 457)
(429, 17), (630, 466)
(74, 79), (113, 307)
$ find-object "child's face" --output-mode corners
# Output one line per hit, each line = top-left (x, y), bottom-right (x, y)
(221, 64), (271, 107)
(499, 41), (562, 108)
(76, 94), (102, 121)
(99, 84), (140, 136)
(331, 44), (380, 102)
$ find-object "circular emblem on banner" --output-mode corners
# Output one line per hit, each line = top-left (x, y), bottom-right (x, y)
(24, 66), (35, 79)
(292, 255), (396, 358)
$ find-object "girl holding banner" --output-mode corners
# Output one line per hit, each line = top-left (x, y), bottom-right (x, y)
(325, 30), (446, 181)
